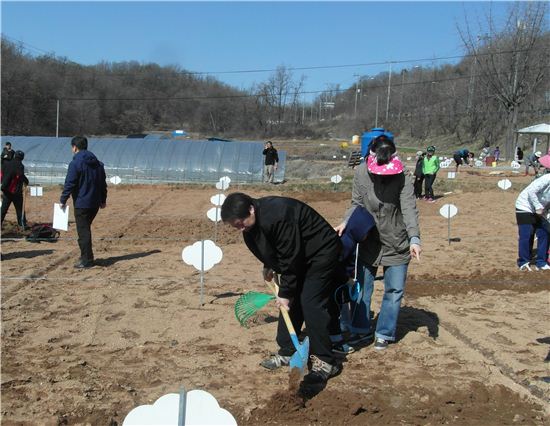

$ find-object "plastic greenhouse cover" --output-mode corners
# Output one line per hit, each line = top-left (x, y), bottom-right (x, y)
(1, 136), (285, 185)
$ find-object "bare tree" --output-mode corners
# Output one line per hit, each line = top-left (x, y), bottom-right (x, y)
(459, 2), (549, 159)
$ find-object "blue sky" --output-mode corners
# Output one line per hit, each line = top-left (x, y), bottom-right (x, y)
(2, 1), (512, 97)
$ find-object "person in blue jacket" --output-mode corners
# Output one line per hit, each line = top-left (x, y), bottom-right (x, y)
(60, 136), (107, 268)
(335, 206), (378, 351)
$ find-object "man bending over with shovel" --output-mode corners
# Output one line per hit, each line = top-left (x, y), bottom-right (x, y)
(221, 192), (344, 390)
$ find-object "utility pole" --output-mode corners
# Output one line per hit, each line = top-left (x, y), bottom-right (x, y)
(375, 95), (379, 127)
(385, 62), (392, 121)
(398, 69), (407, 124)
(56, 99), (60, 138)
(353, 74), (361, 118)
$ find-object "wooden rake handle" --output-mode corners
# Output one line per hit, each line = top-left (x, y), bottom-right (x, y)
(264, 280), (300, 347)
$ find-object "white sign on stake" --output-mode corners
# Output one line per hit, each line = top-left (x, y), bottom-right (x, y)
(207, 207), (222, 222)
(30, 186), (43, 196)
(210, 193), (226, 206)
(330, 175), (342, 184)
(475, 160), (483, 167)
(439, 204), (458, 218)
(510, 161), (521, 169)
(182, 240), (223, 306)
(215, 176), (231, 191)
(123, 389), (237, 426)
(497, 179), (512, 190)
(439, 203), (458, 246)
(447, 172), (456, 179)
(109, 176), (122, 185)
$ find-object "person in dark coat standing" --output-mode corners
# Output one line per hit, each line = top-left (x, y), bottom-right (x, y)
(1, 150), (28, 228)
(262, 141), (279, 184)
(413, 150), (425, 199)
(2, 141), (15, 163)
(60, 136), (107, 269)
(221, 192), (344, 389)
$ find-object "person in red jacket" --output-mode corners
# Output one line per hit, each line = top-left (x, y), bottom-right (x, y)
(1, 150), (29, 228)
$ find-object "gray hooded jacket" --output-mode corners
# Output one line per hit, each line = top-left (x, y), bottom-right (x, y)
(344, 164), (420, 266)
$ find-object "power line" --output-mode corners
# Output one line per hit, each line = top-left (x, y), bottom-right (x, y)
(39, 64), (547, 102)
(2, 33), (542, 79)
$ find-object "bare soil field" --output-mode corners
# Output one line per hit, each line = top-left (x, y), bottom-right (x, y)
(1, 168), (549, 425)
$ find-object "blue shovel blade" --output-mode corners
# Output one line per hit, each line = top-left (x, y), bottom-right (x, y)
(289, 336), (310, 372)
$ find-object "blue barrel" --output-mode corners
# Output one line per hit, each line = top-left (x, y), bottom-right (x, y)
(361, 128), (394, 158)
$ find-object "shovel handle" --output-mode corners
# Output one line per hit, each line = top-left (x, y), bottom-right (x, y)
(264, 280), (301, 350)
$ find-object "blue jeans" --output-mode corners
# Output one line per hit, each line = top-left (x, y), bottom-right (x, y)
(342, 262), (408, 342)
(517, 223), (549, 268)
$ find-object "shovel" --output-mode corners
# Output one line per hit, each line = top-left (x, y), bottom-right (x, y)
(264, 279), (309, 375)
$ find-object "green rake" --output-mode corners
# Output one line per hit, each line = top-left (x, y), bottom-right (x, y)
(234, 292), (275, 327)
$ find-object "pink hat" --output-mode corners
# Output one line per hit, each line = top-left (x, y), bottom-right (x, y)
(367, 154), (404, 175)
(539, 154), (550, 169)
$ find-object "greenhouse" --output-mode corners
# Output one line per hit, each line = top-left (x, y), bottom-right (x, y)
(0, 136), (286, 185)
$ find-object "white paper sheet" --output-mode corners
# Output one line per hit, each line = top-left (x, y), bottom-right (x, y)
(53, 203), (69, 231)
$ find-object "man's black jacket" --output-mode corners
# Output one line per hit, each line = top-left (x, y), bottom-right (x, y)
(1, 158), (28, 194)
(243, 196), (341, 299)
(262, 147), (279, 165)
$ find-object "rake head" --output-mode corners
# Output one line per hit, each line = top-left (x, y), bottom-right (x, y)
(234, 291), (275, 327)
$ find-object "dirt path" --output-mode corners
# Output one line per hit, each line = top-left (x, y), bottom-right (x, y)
(1, 183), (549, 425)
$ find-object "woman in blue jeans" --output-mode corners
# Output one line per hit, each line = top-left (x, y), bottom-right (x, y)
(336, 134), (421, 350)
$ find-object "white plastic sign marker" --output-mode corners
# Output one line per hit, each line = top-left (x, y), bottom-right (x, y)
(440, 159), (452, 169)
(210, 193), (226, 206)
(439, 204), (458, 245)
(475, 160), (483, 167)
(406, 156), (412, 161)
(123, 389), (237, 426)
(511, 161), (521, 169)
(207, 207), (222, 222)
(497, 179), (512, 190)
(30, 186), (43, 196)
(182, 240), (223, 305)
(215, 176), (231, 190)
(109, 176), (122, 185)
(330, 175), (342, 184)
(207, 206), (222, 242)
(447, 172), (456, 179)
(439, 204), (458, 219)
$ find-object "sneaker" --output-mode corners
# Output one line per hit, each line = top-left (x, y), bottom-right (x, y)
(537, 264), (550, 270)
(302, 355), (342, 384)
(332, 342), (355, 355)
(348, 332), (374, 347)
(74, 261), (94, 269)
(260, 354), (291, 370)
(519, 263), (532, 272)
(374, 337), (389, 350)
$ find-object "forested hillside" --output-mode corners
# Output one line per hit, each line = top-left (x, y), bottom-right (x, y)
(1, 3), (548, 157)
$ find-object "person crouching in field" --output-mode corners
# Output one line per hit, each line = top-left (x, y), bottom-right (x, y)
(221, 192), (344, 390)
(453, 148), (474, 173)
(335, 206), (378, 351)
(515, 154), (550, 271)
